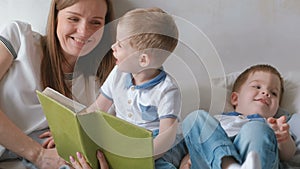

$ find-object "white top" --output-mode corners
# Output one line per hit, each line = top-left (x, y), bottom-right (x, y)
(214, 112), (266, 137)
(0, 21), (47, 133)
(101, 66), (181, 131)
(0, 21), (46, 155)
(0, 21), (102, 155)
(214, 114), (252, 137)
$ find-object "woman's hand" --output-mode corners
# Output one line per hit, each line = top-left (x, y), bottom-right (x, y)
(34, 148), (66, 169)
(39, 131), (55, 148)
(68, 151), (109, 169)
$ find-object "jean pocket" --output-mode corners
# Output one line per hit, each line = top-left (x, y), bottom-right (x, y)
(139, 104), (158, 121)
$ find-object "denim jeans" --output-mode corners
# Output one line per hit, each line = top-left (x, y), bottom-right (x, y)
(154, 130), (188, 169)
(232, 119), (279, 169)
(182, 110), (279, 169)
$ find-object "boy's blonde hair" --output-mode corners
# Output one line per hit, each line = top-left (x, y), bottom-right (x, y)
(118, 7), (178, 56)
(232, 64), (284, 104)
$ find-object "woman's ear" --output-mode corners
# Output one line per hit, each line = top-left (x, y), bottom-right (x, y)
(231, 92), (239, 108)
(139, 53), (150, 67)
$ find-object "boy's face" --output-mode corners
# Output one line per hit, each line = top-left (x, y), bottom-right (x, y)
(231, 71), (281, 118)
(111, 24), (142, 73)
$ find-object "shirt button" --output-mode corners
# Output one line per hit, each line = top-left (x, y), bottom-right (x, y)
(128, 100), (132, 104)
(128, 113), (133, 118)
(131, 86), (135, 91)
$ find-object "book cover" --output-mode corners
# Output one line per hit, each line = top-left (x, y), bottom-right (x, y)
(37, 87), (154, 169)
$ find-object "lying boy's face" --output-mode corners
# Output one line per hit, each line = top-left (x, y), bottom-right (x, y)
(231, 71), (281, 118)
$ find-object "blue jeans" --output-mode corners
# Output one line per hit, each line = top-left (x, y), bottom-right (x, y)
(154, 130), (188, 169)
(233, 120), (279, 169)
(182, 110), (279, 169)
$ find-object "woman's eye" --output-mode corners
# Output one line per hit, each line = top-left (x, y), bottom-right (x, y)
(91, 20), (102, 25)
(68, 17), (79, 22)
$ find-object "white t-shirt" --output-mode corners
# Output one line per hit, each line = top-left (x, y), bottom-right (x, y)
(0, 21), (102, 156)
(0, 21), (46, 155)
(101, 66), (181, 131)
(214, 112), (266, 137)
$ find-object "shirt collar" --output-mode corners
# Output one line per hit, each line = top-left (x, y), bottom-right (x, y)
(223, 111), (265, 121)
(125, 69), (167, 89)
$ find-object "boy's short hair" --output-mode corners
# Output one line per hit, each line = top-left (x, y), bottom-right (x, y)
(118, 7), (179, 55)
(232, 64), (284, 104)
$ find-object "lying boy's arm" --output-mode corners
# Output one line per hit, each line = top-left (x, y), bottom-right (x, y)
(153, 118), (178, 159)
(268, 116), (296, 161)
(278, 133), (296, 161)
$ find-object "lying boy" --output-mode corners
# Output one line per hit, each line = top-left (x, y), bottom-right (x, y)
(182, 64), (296, 169)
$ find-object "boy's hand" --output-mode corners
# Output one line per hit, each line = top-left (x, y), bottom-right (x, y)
(179, 154), (191, 169)
(39, 131), (55, 148)
(267, 116), (290, 143)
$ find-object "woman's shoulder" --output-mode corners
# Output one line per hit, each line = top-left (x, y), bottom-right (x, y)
(0, 21), (43, 60)
(1, 20), (41, 38)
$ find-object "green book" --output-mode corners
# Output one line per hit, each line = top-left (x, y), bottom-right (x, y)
(37, 87), (154, 169)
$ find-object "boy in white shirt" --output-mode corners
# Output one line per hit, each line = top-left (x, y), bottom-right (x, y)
(88, 7), (187, 169)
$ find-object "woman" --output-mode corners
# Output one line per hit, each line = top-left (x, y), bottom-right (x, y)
(0, 0), (115, 168)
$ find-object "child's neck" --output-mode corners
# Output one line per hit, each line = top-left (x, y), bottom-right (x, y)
(132, 69), (160, 85)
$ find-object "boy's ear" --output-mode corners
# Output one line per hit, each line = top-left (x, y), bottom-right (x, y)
(139, 53), (150, 67)
(231, 92), (239, 107)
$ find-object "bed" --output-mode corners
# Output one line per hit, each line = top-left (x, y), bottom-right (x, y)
(1, 0), (299, 168)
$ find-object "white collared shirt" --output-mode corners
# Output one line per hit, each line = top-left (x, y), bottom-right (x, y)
(101, 66), (181, 131)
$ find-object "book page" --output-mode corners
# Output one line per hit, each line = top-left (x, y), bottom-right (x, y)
(42, 87), (86, 113)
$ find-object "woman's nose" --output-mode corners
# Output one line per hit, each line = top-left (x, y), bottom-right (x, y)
(78, 22), (91, 35)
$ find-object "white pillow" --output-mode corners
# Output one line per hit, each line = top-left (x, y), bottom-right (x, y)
(211, 71), (300, 115)
(211, 71), (239, 113)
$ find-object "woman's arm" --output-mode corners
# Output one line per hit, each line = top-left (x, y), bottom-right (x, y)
(153, 118), (178, 159)
(0, 42), (13, 80)
(0, 43), (65, 168)
(0, 108), (40, 162)
(0, 108), (65, 168)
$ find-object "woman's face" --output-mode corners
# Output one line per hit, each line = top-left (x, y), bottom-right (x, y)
(56, 0), (107, 59)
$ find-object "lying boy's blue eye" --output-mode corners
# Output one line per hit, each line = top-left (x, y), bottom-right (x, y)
(253, 85), (260, 89)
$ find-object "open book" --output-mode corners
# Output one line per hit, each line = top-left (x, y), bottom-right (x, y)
(37, 87), (154, 169)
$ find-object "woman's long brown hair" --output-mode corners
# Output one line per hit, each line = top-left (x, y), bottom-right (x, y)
(40, 0), (115, 98)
